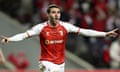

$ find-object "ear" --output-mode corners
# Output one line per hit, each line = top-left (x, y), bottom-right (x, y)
(46, 13), (49, 17)
(46, 13), (50, 17)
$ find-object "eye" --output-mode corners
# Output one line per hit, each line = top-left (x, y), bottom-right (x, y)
(52, 11), (56, 13)
(57, 11), (60, 13)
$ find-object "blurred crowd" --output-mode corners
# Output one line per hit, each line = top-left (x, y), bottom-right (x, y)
(0, 0), (120, 69)
(8, 51), (29, 69)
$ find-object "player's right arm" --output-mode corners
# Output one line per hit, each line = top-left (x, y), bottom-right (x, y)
(1, 24), (43, 44)
(1, 32), (28, 44)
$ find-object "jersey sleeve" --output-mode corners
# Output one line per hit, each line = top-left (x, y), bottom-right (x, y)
(26, 24), (42, 37)
(8, 24), (43, 41)
(64, 22), (80, 33)
(63, 22), (106, 37)
(8, 32), (28, 41)
(79, 28), (106, 37)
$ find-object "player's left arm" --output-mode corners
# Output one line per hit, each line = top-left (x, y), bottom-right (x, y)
(66, 23), (118, 37)
(79, 28), (118, 37)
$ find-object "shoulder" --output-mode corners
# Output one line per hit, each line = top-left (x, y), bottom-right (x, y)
(59, 21), (80, 32)
(59, 21), (74, 28)
(31, 22), (47, 29)
(59, 21), (71, 25)
(35, 22), (47, 27)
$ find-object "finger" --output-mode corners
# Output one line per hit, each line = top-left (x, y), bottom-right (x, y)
(112, 28), (119, 32)
(111, 32), (118, 37)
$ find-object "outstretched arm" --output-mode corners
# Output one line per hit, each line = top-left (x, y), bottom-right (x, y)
(79, 28), (118, 37)
(1, 24), (42, 44)
(65, 22), (118, 37)
(1, 32), (29, 44)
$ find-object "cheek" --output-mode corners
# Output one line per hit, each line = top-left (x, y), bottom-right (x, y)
(59, 14), (61, 17)
(49, 14), (54, 18)
(51, 14), (55, 17)
(57, 14), (60, 18)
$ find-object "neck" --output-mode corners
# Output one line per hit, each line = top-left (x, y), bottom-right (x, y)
(49, 20), (58, 27)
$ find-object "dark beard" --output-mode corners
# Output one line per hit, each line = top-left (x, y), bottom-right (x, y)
(50, 19), (57, 26)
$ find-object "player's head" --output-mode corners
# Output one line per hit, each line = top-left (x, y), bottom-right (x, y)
(47, 4), (61, 22)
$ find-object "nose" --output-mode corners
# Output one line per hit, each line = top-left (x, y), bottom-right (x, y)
(55, 14), (58, 18)
(55, 14), (57, 16)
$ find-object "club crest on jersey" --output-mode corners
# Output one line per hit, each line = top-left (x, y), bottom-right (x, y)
(59, 30), (63, 36)
(46, 32), (50, 36)
(45, 40), (63, 45)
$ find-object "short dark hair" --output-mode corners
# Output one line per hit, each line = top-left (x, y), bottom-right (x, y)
(47, 4), (61, 14)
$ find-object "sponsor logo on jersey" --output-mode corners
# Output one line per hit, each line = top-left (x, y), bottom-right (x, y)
(45, 40), (63, 45)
